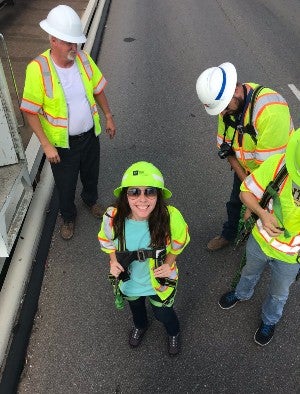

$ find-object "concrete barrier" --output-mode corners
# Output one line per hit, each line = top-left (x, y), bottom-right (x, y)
(0, 0), (107, 369)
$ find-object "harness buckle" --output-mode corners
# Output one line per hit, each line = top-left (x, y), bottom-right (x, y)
(137, 249), (147, 261)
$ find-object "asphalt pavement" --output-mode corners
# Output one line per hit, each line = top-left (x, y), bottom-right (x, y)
(2, 0), (300, 393)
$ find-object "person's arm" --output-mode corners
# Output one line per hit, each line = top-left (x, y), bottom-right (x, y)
(24, 112), (60, 163)
(227, 155), (247, 181)
(94, 90), (116, 139)
(240, 190), (283, 237)
(108, 251), (125, 278)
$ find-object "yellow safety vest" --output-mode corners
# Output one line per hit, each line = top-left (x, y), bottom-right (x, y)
(21, 49), (107, 148)
(217, 83), (294, 173)
(98, 205), (190, 301)
(241, 154), (300, 263)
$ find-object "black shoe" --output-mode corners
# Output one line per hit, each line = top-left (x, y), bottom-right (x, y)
(168, 334), (180, 356)
(129, 327), (147, 348)
(254, 321), (275, 346)
(219, 290), (240, 309)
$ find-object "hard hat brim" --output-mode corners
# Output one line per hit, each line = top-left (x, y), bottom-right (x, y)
(285, 129), (300, 186)
(40, 20), (87, 44)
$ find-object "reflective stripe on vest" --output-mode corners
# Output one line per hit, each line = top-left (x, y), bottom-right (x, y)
(99, 207), (117, 250)
(94, 76), (107, 95)
(34, 55), (53, 98)
(235, 149), (255, 161)
(41, 109), (68, 129)
(77, 51), (93, 80)
(254, 145), (287, 164)
(256, 220), (300, 254)
(252, 91), (288, 128)
(77, 51), (107, 95)
(171, 231), (189, 251)
(20, 99), (41, 113)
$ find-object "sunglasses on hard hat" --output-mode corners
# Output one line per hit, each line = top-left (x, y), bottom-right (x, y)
(127, 187), (157, 198)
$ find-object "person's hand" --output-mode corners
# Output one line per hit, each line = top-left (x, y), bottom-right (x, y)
(260, 211), (284, 237)
(244, 207), (252, 220)
(105, 115), (116, 139)
(109, 260), (124, 278)
(153, 263), (172, 278)
(44, 145), (61, 164)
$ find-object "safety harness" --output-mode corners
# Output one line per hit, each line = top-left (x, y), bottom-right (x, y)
(222, 84), (264, 148)
(108, 220), (177, 309)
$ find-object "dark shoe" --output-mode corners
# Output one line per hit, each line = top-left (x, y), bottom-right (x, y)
(219, 290), (240, 309)
(207, 236), (230, 251)
(60, 221), (74, 240)
(168, 334), (180, 356)
(129, 327), (147, 348)
(254, 321), (275, 346)
(89, 203), (106, 219)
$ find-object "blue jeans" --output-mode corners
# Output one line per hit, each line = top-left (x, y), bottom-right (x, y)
(221, 173), (242, 241)
(235, 235), (299, 325)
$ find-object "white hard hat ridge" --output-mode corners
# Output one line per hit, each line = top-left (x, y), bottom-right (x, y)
(196, 62), (237, 115)
(39, 5), (86, 44)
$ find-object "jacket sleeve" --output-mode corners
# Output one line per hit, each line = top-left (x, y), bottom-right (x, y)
(167, 206), (190, 255)
(86, 52), (107, 95)
(20, 60), (44, 114)
(241, 154), (283, 199)
(98, 207), (118, 254)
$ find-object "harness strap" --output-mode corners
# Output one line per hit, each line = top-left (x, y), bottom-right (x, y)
(237, 85), (264, 146)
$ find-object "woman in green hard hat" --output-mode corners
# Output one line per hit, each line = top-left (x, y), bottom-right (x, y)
(218, 129), (300, 347)
(98, 161), (190, 355)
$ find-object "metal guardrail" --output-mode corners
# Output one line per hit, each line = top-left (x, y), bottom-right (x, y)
(0, 35), (32, 258)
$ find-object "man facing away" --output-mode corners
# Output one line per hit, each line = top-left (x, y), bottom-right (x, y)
(21, 5), (116, 240)
(196, 62), (294, 251)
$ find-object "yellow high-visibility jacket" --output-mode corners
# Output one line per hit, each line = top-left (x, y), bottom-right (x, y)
(241, 153), (300, 263)
(21, 49), (107, 148)
(98, 205), (190, 301)
(217, 83), (294, 173)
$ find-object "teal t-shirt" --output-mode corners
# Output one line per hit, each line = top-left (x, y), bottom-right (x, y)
(119, 218), (155, 297)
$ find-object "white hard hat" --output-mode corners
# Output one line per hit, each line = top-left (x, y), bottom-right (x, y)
(196, 62), (237, 115)
(39, 5), (86, 44)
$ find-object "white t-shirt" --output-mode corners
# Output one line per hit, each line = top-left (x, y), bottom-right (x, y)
(53, 61), (94, 135)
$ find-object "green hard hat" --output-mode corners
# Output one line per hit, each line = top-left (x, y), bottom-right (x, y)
(113, 161), (172, 198)
(286, 128), (300, 186)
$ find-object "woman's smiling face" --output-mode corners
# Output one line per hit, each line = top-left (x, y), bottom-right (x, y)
(127, 187), (157, 221)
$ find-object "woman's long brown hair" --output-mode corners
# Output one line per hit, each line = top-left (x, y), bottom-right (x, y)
(113, 188), (170, 248)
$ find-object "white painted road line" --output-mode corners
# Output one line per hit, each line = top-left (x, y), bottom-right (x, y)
(288, 84), (300, 101)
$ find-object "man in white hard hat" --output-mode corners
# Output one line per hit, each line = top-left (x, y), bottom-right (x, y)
(219, 129), (300, 346)
(21, 5), (116, 240)
(196, 62), (294, 251)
